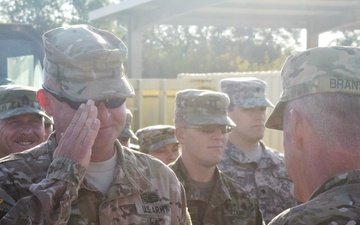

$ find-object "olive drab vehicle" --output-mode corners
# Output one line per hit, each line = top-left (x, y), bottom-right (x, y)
(0, 24), (44, 88)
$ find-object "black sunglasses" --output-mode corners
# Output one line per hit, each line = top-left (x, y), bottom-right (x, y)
(42, 85), (126, 110)
(185, 124), (233, 134)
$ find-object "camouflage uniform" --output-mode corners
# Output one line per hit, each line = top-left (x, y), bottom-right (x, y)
(0, 85), (50, 121)
(136, 125), (178, 153)
(118, 109), (139, 150)
(0, 134), (188, 224)
(170, 159), (264, 225)
(0, 25), (190, 224)
(265, 46), (360, 223)
(219, 78), (298, 223)
(218, 142), (298, 223)
(171, 89), (264, 225)
(268, 170), (360, 224)
(119, 109), (138, 141)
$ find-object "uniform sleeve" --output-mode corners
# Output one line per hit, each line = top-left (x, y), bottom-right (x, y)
(179, 183), (193, 225)
(0, 157), (86, 225)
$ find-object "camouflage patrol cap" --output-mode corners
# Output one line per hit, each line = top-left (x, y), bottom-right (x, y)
(136, 125), (178, 152)
(175, 89), (235, 126)
(0, 85), (51, 121)
(220, 77), (274, 108)
(119, 109), (138, 140)
(43, 24), (134, 101)
(266, 46), (360, 130)
(44, 116), (53, 125)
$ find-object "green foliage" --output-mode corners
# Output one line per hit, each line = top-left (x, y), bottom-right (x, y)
(0, 0), (111, 34)
(142, 25), (299, 78)
(330, 30), (360, 47)
(0, 1), (299, 78)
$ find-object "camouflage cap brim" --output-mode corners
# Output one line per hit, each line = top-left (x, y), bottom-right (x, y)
(119, 128), (138, 140)
(265, 101), (286, 130)
(43, 25), (135, 101)
(233, 97), (274, 108)
(0, 85), (50, 121)
(183, 114), (236, 127)
(59, 75), (134, 101)
(44, 116), (53, 125)
(220, 77), (274, 108)
(0, 106), (48, 120)
(175, 89), (235, 127)
(266, 46), (360, 130)
(148, 137), (178, 152)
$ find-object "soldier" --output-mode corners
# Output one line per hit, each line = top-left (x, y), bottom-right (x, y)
(0, 85), (51, 157)
(219, 77), (298, 223)
(266, 46), (360, 224)
(136, 125), (180, 165)
(117, 108), (139, 149)
(169, 89), (264, 225)
(0, 24), (189, 224)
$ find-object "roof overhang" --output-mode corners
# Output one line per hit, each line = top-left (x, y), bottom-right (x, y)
(89, 0), (360, 34)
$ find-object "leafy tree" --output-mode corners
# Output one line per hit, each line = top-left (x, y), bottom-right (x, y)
(329, 30), (360, 47)
(0, 0), (301, 78)
(0, 0), (112, 34)
(142, 25), (301, 78)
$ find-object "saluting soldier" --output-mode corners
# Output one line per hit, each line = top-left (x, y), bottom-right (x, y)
(0, 24), (190, 225)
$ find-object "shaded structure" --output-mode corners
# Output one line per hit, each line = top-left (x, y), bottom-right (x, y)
(89, 0), (360, 78)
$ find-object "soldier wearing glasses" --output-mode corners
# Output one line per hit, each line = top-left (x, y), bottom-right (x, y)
(0, 24), (189, 224)
(169, 89), (264, 225)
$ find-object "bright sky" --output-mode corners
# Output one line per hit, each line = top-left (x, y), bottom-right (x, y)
(319, 31), (343, 47)
(299, 29), (342, 50)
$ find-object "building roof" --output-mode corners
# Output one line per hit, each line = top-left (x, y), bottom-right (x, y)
(89, 0), (360, 78)
(90, 0), (360, 33)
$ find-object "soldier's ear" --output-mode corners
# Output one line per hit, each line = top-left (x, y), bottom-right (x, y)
(290, 109), (305, 153)
(37, 89), (54, 116)
(175, 127), (185, 143)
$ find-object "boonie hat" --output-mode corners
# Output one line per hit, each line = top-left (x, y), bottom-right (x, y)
(43, 24), (134, 101)
(0, 85), (51, 121)
(220, 77), (274, 108)
(136, 125), (178, 152)
(175, 89), (235, 126)
(266, 46), (360, 130)
(119, 109), (138, 140)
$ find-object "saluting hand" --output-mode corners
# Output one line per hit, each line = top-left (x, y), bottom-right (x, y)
(53, 100), (100, 168)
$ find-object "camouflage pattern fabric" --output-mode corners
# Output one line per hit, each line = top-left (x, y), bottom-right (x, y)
(119, 109), (138, 140)
(175, 89), (235, 126)
(0, 134), (189, 224)
(169, 158), (265, 225)
(266, 46), (360, 130)
(43, 24), (134, 102)
(218, 141), (298, 224)
(268, 169), (360, 224)
(0, 85), (50, 121)
(220, 77), (274, 108)
(136, 125), (177, 152)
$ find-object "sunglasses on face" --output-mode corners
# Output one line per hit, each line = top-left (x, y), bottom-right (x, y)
(42, 85), (126, 110)
(185, 124), (233, 134)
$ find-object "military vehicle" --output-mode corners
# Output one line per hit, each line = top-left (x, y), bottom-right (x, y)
(0, 23), (44, 88)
